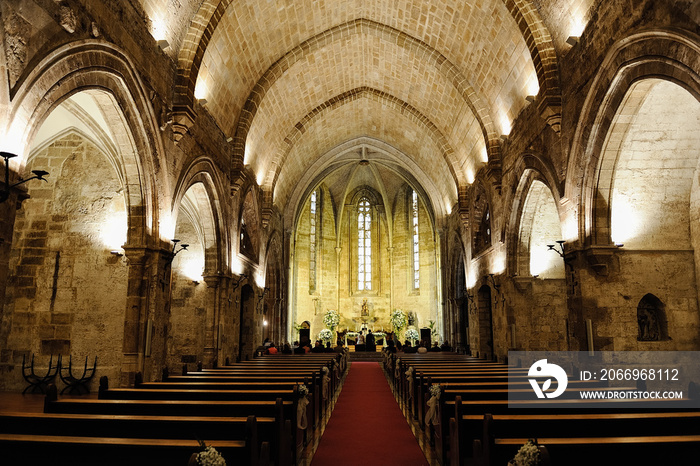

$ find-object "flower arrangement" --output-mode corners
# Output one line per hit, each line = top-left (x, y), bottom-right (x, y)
(405, 327), (420, 344)
(195, 440), (226, 466)
(429, 383), (441, 398)
(508, 439), (541, 466)
(318, 328), (333, 344)
(323, 310), (340, 330)
(390, 309), (407, 332)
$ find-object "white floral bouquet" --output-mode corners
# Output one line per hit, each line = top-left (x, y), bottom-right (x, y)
(318, 328), (333, 343)
(429, 384), (441, 398)
(296, 383), (309, 397)
(323, 310), (340, 330)
(390, 309), (407, 332)
(508, 438), (540, 466)
(405, 327), (420, 343)
(195, 441), (226, 466)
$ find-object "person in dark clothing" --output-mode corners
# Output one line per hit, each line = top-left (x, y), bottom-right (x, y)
(366, 330), (376, 352)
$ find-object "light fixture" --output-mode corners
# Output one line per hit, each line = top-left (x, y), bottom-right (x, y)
(170, 238), (189, 259)
(263, 319), (268, 327)
(615, 242), (624, 248)
(499, 134), (508, 141)
(487, 273), (500, 292)
(525, 95), (535, 103)
(198, 99), (208, 107)
(110, 250), (123, 256)
(232, 273), (248, 292)
(546, 240), (566, 258)
(192, 280), (200, 285)
(1, 152), (49, 203)
(157, 39), (170, 50)
(532, 274), (539, 278)
(566, 36), (579, 46)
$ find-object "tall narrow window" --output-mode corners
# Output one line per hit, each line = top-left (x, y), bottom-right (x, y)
(357, 197), (372, 290)
(411, 190), (420, 289)
(309, 190), (317, 291)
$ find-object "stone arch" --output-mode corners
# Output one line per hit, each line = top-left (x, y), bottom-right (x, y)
(6, 40), (165, 246)
(446, 230), (469, 352)
(171, 158), (230, 275)
(471, 180), (493, 257)
(264, 87), (463, 199)
(175, 2), (561, 140)
(505, 154), (564, 278)
(238, 186), (261, 263)
(263, 231), (285, 345)
(566, 29), (700, 247)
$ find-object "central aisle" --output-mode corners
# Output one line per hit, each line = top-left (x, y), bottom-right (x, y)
(311, 362), (428, 465)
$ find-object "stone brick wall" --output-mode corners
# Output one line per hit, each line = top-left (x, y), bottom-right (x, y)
(1, 132), (128, 390)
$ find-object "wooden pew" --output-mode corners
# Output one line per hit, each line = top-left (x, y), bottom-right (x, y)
(0, 411), (259, 466)
(482, 412), (700, 466)
(449, 396), (700, 466)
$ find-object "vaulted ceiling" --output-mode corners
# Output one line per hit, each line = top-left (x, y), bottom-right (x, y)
(140, 0), (590, 223)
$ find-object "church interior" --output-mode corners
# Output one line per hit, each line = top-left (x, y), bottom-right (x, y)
(0, 0), (699, 464)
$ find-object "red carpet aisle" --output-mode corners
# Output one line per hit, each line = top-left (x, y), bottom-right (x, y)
(311, 362), (428, 466)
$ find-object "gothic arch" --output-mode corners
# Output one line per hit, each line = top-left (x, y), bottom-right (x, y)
(238, 186), (261, 263)
(505, 153), (563, 276)
(6, 40), (165, 246)
(566, 29), (700, 247)
(172, 158), (230, 275)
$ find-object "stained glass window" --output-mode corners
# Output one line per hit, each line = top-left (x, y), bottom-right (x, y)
(358, 198), (372, 290)
(412, 190), (420, 289)
(309, 190), (317, 290)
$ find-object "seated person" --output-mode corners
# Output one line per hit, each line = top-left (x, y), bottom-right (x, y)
(333, 341), (346, 353)
(403, 341), (417, 353)
(266, 342), (278, 354)
(311, 340), (325, 353)
(293, 340), (305, 354)
(417, 340), (428, 354)
(281, 342), (293, 354)
(440, 340), (452, 352)
(355, 331), (366, 352)
(429, 341), (441, 352)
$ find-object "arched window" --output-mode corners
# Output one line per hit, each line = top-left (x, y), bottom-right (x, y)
(357, 197), (372, 291)
(411, 190), (420, 290)
(309, 190), (318, 292)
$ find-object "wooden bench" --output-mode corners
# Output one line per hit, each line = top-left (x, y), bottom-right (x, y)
(448, 396), (700, 466)
(0, 413), (259, 466)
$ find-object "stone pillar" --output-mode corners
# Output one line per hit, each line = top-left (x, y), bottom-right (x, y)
(202, 274), (222, 367)
(120, 247), (150, 387)
(387, 246), (394, 312)
(335, 246), (342, 311)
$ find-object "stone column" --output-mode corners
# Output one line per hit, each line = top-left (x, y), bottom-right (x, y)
(335, 246), (342, 311)
(387, 246), (394, 312)
(202, 274), (222, 367)
(120, 247), (150, 387)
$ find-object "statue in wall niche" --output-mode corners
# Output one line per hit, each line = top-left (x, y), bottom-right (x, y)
(637, 307), (660, 341)
(361, 299), (369, 316)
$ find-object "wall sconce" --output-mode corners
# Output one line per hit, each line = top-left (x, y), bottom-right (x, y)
(262, 319), (268, 327)
(1, 152), (49, 203)
(192, 280), (200, 286)
(614, 242), (624, 248)
(499, 134), (508, 142)
(110, 250), (123, 257)
(487, 273), (500, 293)
(169, 238), (189, 261)
(157, 39), (170, 50)
(566, 36), (579, 46)
(232, 273), (248, 292)
(198, 99), (208, 107)
(546, 240), (566, 258)
(258, 286), (270, 300)
(525, 95), (535, 103)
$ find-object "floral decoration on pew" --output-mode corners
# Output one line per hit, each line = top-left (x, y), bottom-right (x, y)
(296, 383), (310, 430)
(425, 383), (442, 427)
(194, 440), (226, 466)
(508, 438), (541, 466)
(405, 327), (420, 345)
